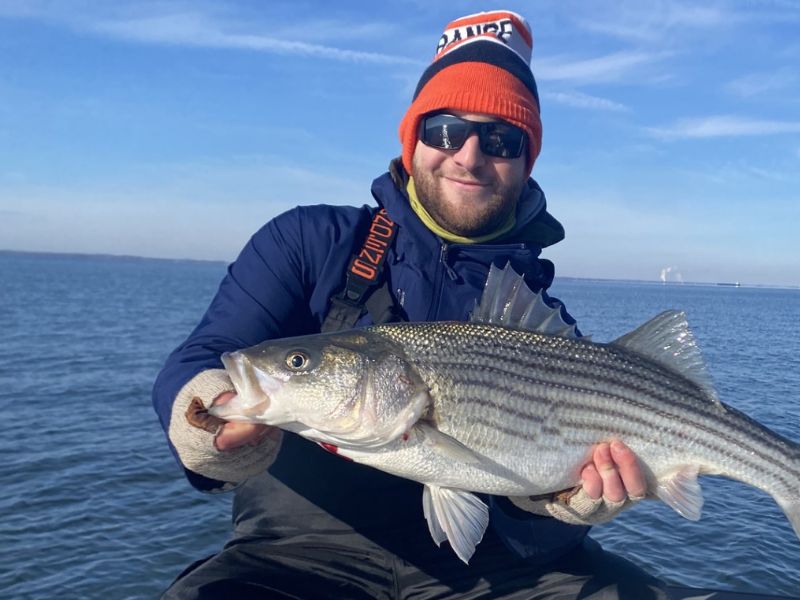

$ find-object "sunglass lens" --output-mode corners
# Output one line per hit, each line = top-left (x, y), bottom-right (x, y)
(478, 123), (525, 158)
(421, 114), (525, 158)
(422, 115), (470, 150)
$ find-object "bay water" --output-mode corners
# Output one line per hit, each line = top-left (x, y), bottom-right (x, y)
(1, 251), (798, 598)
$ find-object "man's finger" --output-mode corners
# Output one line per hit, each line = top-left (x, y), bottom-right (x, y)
(610, 440), (647, 497)
(580, 463), (603, 500)
(595, 443), (626, 503)
(213, 391), (237, 406)
(215, 422), (268, 451)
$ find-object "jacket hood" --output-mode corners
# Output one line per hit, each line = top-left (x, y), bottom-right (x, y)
(376, 158), (565, 249)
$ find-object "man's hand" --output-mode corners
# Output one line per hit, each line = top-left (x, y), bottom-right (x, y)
(173, 369), (283, 485)
(508, 439), (648, 525)
(580, 440), (647, 502)
(212, 392), (279, 451)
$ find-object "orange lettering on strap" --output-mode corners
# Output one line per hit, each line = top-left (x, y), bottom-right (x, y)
(358, 248), (380, 266)
(370, 222), (393, 238)
(351, 258), (377, 280)
(375, 212), (394, 228)
(346, 208), (396, 283)
(364, 236), (388, 252)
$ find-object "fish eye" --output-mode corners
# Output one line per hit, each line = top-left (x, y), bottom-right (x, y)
(285, 351), (310, 371)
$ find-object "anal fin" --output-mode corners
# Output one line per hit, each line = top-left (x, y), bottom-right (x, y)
(422, 485), (489, 564)
(656, 465), (704, 521)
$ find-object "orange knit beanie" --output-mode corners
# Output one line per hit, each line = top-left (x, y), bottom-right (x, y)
(398, 11), (542, 176)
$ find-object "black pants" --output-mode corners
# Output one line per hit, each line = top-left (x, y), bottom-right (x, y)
(162, 533), (667, 600)
(165, 441), (666, 599)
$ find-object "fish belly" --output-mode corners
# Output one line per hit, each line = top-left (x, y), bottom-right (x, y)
(338, 426), (590, 496)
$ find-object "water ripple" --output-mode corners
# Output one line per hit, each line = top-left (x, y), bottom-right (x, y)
(3, 254), (799, 598)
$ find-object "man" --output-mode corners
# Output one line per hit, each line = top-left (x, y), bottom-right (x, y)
(153, 10), (666, 599)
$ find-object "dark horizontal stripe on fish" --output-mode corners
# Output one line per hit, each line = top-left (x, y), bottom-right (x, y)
(445, 414), (553, 447)
(463, 383), (798, 484)
(421, 338), (709, 407)
(559, 408), (799, 488)
(438, 366), (714, 436)
(495, 384), (798, 485)
(432, 357), (710, 423)
(394, 327), (800, 489)
(440, 372), (798, 486)
(404, 329), (799, 467)
(428, 347), (797, 461)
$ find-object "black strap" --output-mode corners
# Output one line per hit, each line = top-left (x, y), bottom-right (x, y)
(364, 280), (405, 325)
(321, 208), (401, 333)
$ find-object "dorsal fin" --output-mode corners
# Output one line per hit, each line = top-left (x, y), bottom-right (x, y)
(470, 263), (579, 339)
(612, 311), (721, 405)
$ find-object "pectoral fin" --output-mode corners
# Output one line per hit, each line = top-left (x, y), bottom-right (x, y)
(656, 465), (704, 521)
(422, 485), (489, 564)
(417, 422), (482, 464)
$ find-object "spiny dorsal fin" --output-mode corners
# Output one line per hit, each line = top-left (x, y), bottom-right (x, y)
(470, 263), (579, 339)
(613, 311), (721, 406)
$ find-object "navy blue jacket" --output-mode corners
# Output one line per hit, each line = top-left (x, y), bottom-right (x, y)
(153, 161), (588, 564)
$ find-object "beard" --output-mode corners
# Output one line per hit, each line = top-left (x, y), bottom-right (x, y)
(411, 156), (525, 238)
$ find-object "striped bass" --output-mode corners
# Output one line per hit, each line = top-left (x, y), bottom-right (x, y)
(210, 264), (800, 563)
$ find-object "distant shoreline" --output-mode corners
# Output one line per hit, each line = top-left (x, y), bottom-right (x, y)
(0, 248), (226, 267)
(557, 276), (799, 290)
(2, 248), (797, 290)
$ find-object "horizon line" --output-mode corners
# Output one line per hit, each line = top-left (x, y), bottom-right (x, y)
(3, 248), (798, 290)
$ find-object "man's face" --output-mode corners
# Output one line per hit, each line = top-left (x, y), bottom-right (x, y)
(412, 111), (528, 237)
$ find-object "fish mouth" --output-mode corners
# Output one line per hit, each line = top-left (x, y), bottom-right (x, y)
(212, 351), (273, 420)
(221, 351), (249, 397)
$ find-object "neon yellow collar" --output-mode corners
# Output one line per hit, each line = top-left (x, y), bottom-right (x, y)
(406, 177), (515, 244)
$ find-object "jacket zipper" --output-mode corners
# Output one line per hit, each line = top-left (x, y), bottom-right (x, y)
(426, 241), (535, 320)
(426, 243), (449, 321)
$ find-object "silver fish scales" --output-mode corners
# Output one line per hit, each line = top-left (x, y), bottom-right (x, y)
(212, 265), (800, 563)
(373, 320), (799, 501)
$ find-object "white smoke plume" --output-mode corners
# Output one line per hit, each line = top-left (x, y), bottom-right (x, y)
(660, 266), (684, 283)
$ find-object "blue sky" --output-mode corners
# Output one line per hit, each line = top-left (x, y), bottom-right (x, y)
(1, 0), (798, 286)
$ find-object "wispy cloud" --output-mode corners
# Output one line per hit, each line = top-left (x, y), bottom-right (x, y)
(692, 159), (800, 185)
(90, 14), (421, 65)
(646, 115), (800, 139)
(572, 1), (733, 43)
(0, 156), (370, 260)
(536, 51), (662, 83)
(0, 154), (368, 208)
(725, 67), (798, 97)
(543, 91), (628, 112)
(0, 1), (421, 66)
(570, 0), (800, 48)
(734, 0), (800, 25)
(743, 164), (796, 182)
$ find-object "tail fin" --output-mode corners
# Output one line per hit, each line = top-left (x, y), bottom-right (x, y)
(777, 450), (800, 539)
(777, 497), (800, 539)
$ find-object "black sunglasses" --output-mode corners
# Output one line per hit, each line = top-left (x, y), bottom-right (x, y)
(419, 113), (526, 159)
